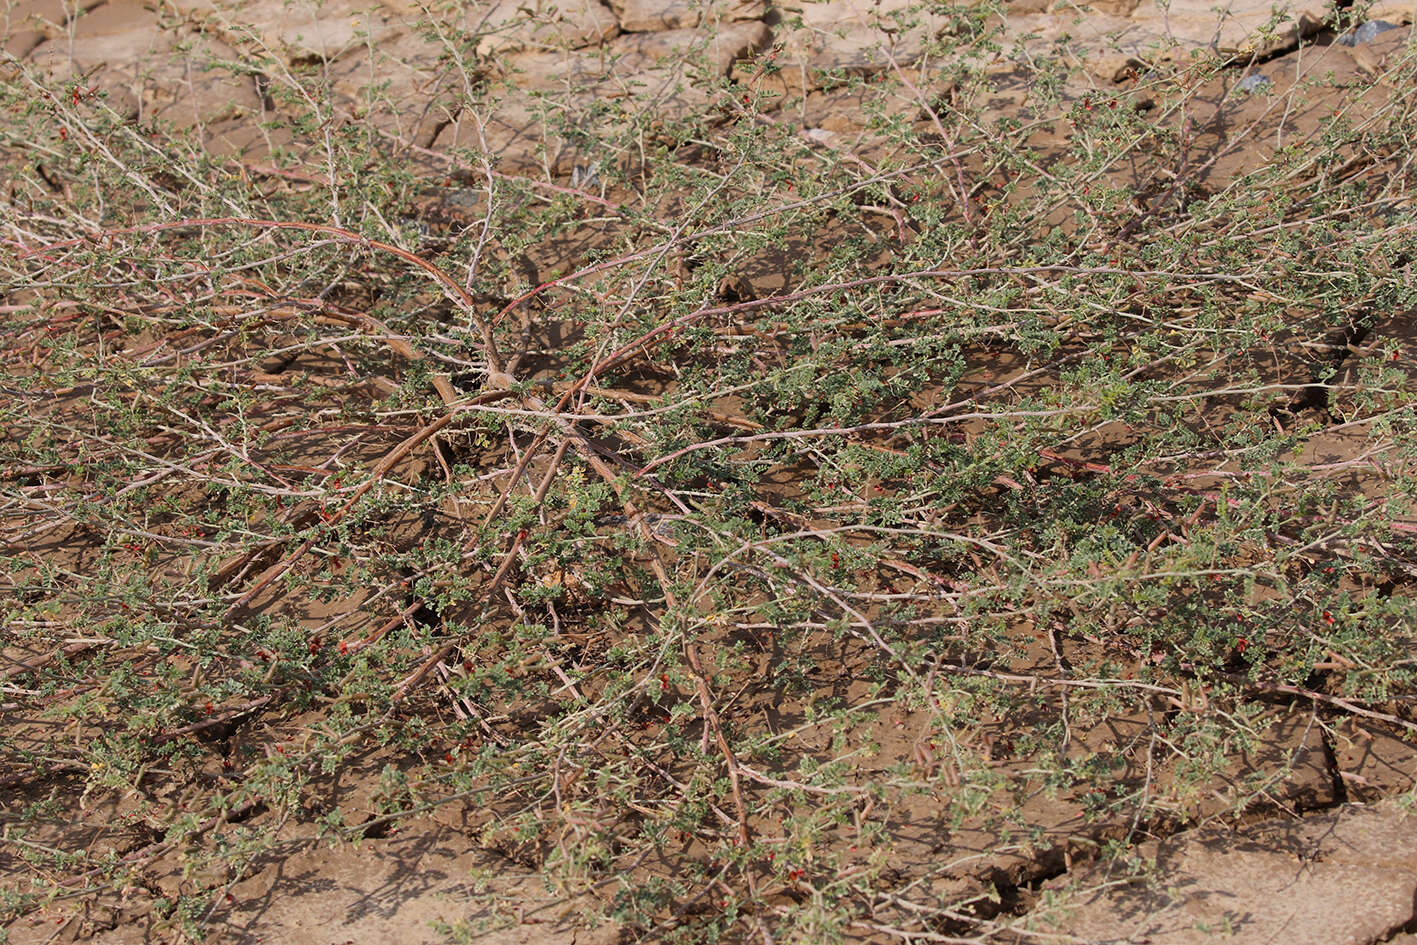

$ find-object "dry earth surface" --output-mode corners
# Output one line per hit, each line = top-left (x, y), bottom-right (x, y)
(3, 0), (1417, 942)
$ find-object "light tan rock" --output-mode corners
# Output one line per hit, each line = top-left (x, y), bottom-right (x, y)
(28, 27), (259, 126)
(435, 50), (713, 177)
(793, 79), (924, 141)
(1046, 802), (1417, 945)
(160, 0), (408, 64)
(3, 0), (73, 31)
(790, 0), (947, 29)
(464, 0), (618, 56)
(1127, 0), (1329, 55)
(143, 36), (262, 129)
(180, 819), (621, 945)
(1001, 11), (1177, 83)
(761, 0), (960, 93)
(197, 114), (299, 163)
(1058, 845), (1412, 943)
(3, 0), (93, 55)
(499, 47), (716, 106)
(3, 26), (45, 55)
(607, 21), (769, 75)
(323, 32), (466, 148)
(2, 0), (101, 52)
(1367, 0), (1417, 22)
(66, 0), (153, 36)
(435, 87), (599, 176)
(275, 11), (404, 62)
(611, 0), (765, 31)
(1087, 0), (1143, 15)
(1345, 28), (1411, 74)
(498, 48), (620, 93)
(1256, 802), (1417, 869)
(1001, 0), (1332, 83)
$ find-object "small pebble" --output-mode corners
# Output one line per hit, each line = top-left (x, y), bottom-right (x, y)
(1337, 20), (1401, 46)
(1236, 73), (1272, 93)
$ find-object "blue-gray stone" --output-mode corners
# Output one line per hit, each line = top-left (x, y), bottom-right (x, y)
(1236, 73), (1272, 93)
(1337, 20), (1401, 46)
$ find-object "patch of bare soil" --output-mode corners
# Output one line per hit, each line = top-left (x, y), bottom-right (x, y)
(4, 1), (1417, 942)
(5, 814), (619, 945)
